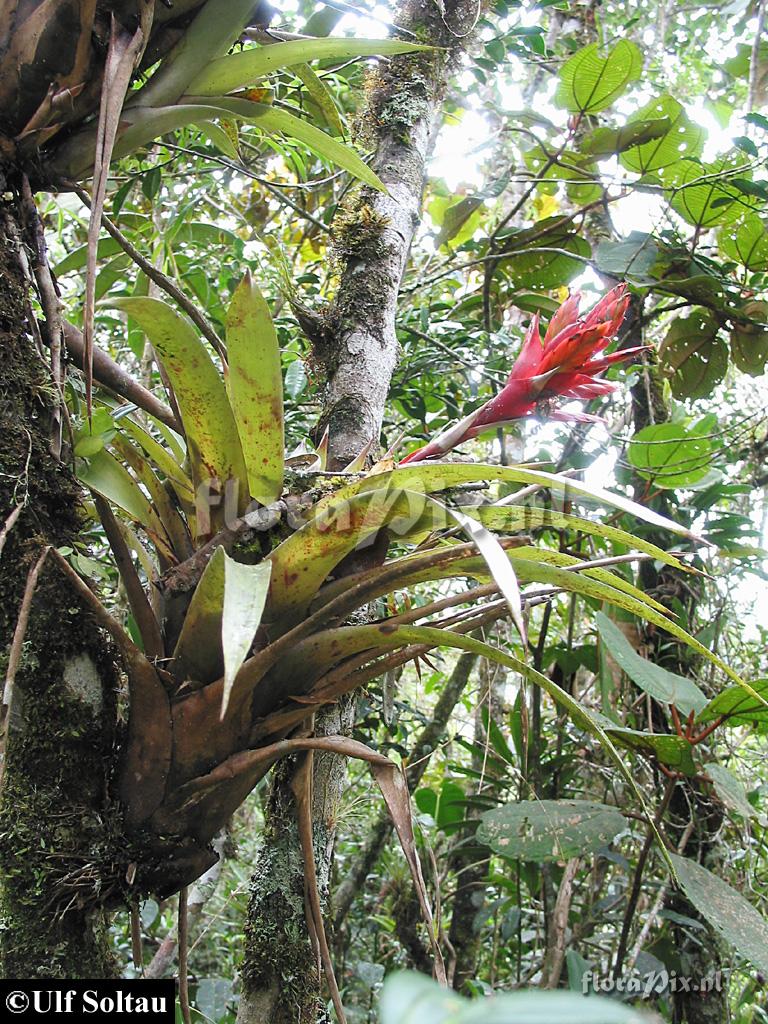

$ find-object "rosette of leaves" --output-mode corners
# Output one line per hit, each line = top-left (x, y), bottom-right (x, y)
(63, 270), (760, 910)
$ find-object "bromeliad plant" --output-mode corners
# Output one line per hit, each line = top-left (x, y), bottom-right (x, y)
(61, 276), (757, 931)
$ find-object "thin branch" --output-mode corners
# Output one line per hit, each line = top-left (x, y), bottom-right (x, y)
(69, 183), (227, 361)
(748, 0), (767, 114)
(43, 318), (180, 432)
(178, 888), (191, 1024)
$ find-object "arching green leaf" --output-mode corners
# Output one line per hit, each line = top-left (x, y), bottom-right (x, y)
(187, 37), (431, 97)
(104, 296), (248, 505)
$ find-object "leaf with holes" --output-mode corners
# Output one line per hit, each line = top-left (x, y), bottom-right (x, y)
(730, 301), (768, 376)
(619, 95), (705, 173)
(478, 800), (626, 861)
(595, 232), (659, 284)
(555, 41), (642, 114)
(659, 311), (728, 400)
(668, 154), (757, 228)
(670, 854), (768, 973)
(498, 217), (592, 289)
(718, 214), (768, 269)
(582, 117), (671, 157)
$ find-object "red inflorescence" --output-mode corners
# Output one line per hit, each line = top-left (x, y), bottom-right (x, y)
(400, 284), (644, 465)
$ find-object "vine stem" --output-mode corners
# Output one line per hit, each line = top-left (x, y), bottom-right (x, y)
(613, 775), (676, 979)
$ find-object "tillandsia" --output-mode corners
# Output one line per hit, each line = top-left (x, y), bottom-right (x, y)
(400, 284), (646, 464)
(21, 263), (758, 999)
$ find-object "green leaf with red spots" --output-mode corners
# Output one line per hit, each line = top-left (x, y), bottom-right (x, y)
(226, 272), (284, 506)
(105, 296), (248, 518)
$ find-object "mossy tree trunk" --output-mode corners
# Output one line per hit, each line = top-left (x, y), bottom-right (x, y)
(0, 188), (123, 978)
(237, 2), (483, 1020)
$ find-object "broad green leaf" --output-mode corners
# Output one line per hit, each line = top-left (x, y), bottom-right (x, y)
(697, 678), (768, 725)
(602, 725), (696, 774)
(659, 311), (728, 400)
(226, 272), (285, 505)
(463, 504), (692, 574)
(594, 232), (659, 284)
(429, 194), (485, 249)
(173, 547), (228, 685)
(266, 489), (443, 625)
(524, 146), (601, 205)
(187, 38), (431, 97)
(628, 422), (714, 488)
(121, 417), (194, 504)
(173, 549), (269, 701)
(718, 213), (768, 269)
(499, 216), (592, 288)
(110, 433), (189, 561)
(668, 154), (757, 228)
(555, 41), (643, 114)
(380, 972), (652, 1024)
(730, 301), (768, 376)
(707, 764), (755, 818)
(197, 120), (240, 159)
(78, 449), (173, 560)
(416, 780), (465, 830)
(104, 297), (248, 506)
(478, 800), (626, 861)
(293, 63), (345, 137)
(267, 491), (525, 637)
(670, 854), (768, 973)
(581, 117), (672, 157)
(619, 95), (705, 173)
(222, 555), (272, 714)
(54, 236), (124, 276)
(596, 612), (708, 717)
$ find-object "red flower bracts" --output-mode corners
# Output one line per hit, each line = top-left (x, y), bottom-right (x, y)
(401, 284), (644, 465)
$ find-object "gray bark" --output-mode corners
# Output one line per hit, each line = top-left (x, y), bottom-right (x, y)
(316, 0), (483, 469)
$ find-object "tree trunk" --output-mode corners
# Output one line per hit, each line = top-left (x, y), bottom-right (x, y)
(0, 187), (121, 978)
(237, 2), (482, 1018)
(237, 699), (354, 1024)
